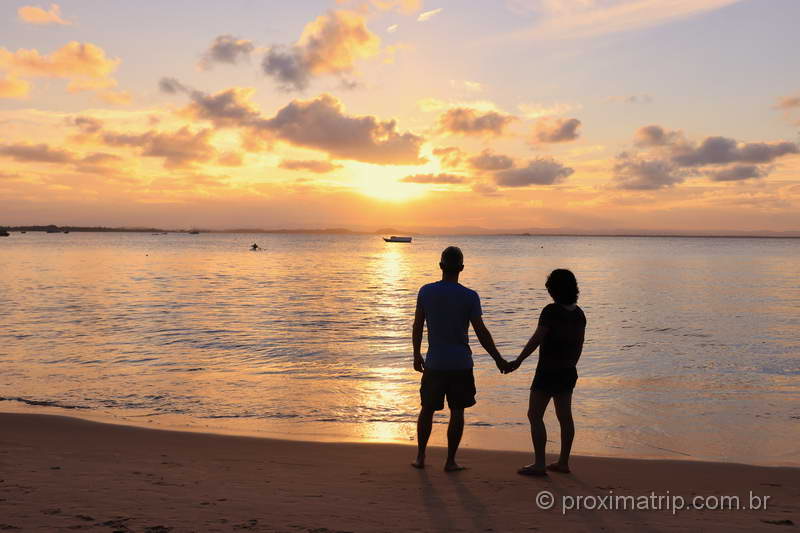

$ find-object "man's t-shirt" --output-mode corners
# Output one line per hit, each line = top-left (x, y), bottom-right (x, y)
(537, 303), (586, 370)
(417, 281), (482, 370)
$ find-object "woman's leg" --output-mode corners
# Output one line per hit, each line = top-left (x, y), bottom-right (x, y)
(527, 389), (551, 469)
(552, 391), (574, 468)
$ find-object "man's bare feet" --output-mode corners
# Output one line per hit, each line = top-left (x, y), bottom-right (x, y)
(411, 459), (425, 469)
(444, 462), (468, 472)
(546, 462), (570, 473)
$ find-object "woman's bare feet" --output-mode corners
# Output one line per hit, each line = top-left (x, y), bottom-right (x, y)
(517, 464), (548, 476)
(546, 462), (570, 473)
(411, 457), (425, 469)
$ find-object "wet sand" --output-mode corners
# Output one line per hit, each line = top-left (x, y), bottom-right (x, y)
(0, 412), (797, 532)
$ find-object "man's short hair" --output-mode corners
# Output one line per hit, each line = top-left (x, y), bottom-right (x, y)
(440, 246), (464, 274)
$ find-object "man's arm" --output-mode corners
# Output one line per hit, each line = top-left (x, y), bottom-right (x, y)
(412, 300), (425, 372)
(470, 316), (506, 372)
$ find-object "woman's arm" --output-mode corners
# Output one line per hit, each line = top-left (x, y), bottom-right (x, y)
(508, 325), (548, 372)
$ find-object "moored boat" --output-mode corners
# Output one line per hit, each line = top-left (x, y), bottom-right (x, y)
(383, 236), (412, 243)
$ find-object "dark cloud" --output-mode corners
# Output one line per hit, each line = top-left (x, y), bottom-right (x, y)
(158, 77), (188, 94)
(671, 137), (799, 167)
(707, 164), (768, 182)
(618, 125), (800, 189)
(438, 108), (516, 136)
(69, 116), (103, 134)
(400, 173), (466, 184)
(255, 94), (424, 164)
(0, 142), (124, 175)
(199, 35), (255, 70)
(634, 124), (681, 147)
(184, 87), (261, 127)
(494, 158), (573, 187)
(102, 127), (216, 169)
(613, 153), (684, 190)
(279, 159), (342, 173)
(467, 149), (513, 171)
(0, 143), (72, 163)
(262, 47), (310, 91)
(531, 117), (581, 143)
(472, 182), (500, 196)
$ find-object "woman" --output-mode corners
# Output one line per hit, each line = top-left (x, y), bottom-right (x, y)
(507, 269), (585, 476)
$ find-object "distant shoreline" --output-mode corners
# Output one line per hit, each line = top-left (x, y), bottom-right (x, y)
(1, 224), (799, 239)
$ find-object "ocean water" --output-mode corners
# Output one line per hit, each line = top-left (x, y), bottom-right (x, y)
(0, 232), (798, 465)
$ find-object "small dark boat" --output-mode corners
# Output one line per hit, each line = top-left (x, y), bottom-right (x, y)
(20, 231), (26, 234)
(188, 230), (200, 235)
(63, 230), (70, 234)
(383, 236), (412, 243)
(0, 230), (9, 237)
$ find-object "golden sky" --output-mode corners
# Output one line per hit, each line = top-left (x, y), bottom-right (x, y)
(1, 0), (799, 232)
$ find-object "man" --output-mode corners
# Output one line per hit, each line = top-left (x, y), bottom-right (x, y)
(411, 246), (507, 471)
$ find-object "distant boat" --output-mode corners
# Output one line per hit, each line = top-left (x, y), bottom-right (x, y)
(20, 231), (26, 234)
(63, 230), (70, 234)
(383, 236), (412, 243)
(0, 230), (9, 237)
(188, 230), (200, 235)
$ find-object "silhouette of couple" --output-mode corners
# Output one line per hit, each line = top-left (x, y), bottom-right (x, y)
(411, 246), (585, 476)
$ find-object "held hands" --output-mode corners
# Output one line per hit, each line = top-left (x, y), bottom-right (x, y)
(496, 357), (522, 374)
(413, 353), (425, 373)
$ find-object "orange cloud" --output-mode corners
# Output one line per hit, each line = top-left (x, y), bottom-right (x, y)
(17, 3), (71, 25)
(262, 10), (381, 91)
(0, 75), (30, 99)
(0, 42), (128, 103)
(438, 107), (516, 137)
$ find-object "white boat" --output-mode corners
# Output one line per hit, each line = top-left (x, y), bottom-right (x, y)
(383, 236), (412, 243)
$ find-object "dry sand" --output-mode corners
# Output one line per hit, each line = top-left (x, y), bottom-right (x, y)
(0, 412), (796, 532)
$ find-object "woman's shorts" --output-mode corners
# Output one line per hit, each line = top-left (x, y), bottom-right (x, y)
(532, 367), (578, 396)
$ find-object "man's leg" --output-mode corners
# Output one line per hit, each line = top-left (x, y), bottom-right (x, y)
(413, 406), (435, 468)
(444, 407), (465, 471)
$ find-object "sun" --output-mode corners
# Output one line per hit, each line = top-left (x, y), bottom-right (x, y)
(343, 161), (434, 202)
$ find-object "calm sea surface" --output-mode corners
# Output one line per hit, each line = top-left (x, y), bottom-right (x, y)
(1, 233), (798, 465)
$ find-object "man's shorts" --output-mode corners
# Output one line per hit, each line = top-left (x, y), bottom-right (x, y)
(420, 368), (476, 411)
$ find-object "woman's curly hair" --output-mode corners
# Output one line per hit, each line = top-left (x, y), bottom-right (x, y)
(546, 269), (579, 305)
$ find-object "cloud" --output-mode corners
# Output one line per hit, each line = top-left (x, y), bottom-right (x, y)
(400, 173), (465, 184)
(494, 158), (574, 187)
(17, 3), (70, 25)
(608, 94), (653, 104)
(417, 8), (443, 21)
(217, 152), (244, 167)
(180, 85), (261, 127)
(531, 117), (581, 143)
(199, 35), (255, 70)
(612, 153), (684, 190)
(614, 125), (799, 189)
(158, 77), (188, 94)
(0, 75), (30, 99)
(634, 124), (681, 147)
(468, 149), (514, 171)
(671, 137), (799, 167)
(338, 0), (422, 14)
(102, 127), (216, 169)
(472, 182), (500, 196)
(513, 0), (742, 40)
(0, 42), (126, 102)
(69, 115), (103, 134)
(433, 146), (465, 168)
(387, 24), (399, 33)
(0, 143), (73, 163)
(279, 159), (342, 173)
(707, 164), (768, 182)
(775, 93), (800, 110)
(0, 142), (124, 175)
(261, 10), (380, 91)
(438, 107), (516, 136)
(257, 94), (425, 164)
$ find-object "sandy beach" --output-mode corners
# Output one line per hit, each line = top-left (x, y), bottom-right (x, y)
(0, 413), (796, 532)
